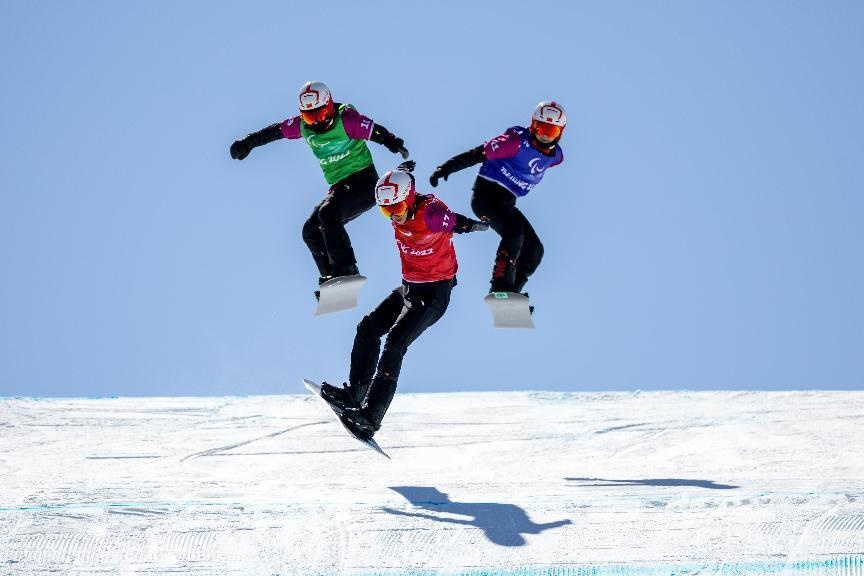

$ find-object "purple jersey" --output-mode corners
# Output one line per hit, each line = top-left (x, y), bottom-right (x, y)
(278, 106), (375, 140)
(478, 126), (563, 197)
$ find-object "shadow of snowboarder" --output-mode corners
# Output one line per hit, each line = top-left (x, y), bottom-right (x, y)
(383, 486), (571, 547)
(566, 477), (738, 489)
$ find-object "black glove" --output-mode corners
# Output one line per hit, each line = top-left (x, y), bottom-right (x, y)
(429, 147), (484, 187)
(397, 160), (416, 173)
(230, 138), (251, 160)
(230, 124), (283, 161)
(384, 136), (410, 160)
(454, 216), (490, 234)
(429, 166), (450, 188)
(466, 218), (490, 233)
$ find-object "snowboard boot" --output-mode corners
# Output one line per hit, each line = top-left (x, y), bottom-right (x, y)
(514, 272), (529, 294)
(339, 414), (373, 441)
(331, 263), (359, 278)
(489, 250), (516, 293)
(342, 408), (379, 439)
(344, 376), (397, 438)
(489, 281), (515, 293)
(320, 382), (360, 415)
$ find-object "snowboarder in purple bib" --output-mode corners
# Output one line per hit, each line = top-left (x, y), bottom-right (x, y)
(429, 101), (566, 295)
(230, 81), (409, 286)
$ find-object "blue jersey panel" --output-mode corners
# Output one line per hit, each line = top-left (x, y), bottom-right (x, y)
(478, 127), (563, 197)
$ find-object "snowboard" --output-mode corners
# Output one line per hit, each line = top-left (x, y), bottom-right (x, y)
(301, 378), (390, 459)
(315, 274), (367, 316)
(484, 291), (535, 329)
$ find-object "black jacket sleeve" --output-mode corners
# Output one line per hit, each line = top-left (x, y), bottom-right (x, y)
(452, 212), (489, 234)
(244, 123), (283, 148)
(437, 145), (486, 178)
(369, 122), (405, 154)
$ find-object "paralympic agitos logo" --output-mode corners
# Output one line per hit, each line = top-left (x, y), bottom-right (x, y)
(528, 158), (547, 175)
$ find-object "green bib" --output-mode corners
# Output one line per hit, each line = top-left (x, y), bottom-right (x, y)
(300, 104), (374, 185)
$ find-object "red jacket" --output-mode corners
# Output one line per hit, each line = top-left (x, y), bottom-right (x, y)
(392, 194), (459, 283)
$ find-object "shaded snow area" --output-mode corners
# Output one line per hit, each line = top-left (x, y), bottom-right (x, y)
(1, 391), (862, 575)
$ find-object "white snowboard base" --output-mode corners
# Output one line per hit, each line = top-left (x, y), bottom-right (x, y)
(484, 291), (535, 329)
(314, 274), (367, 316)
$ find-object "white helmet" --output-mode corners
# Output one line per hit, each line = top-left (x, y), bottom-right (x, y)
(298, 81), (332, 110)
(532, 101), (567, 127)
(375, 169), (415, 207)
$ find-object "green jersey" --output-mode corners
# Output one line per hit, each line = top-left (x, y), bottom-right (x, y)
(297, 104), (375, 185)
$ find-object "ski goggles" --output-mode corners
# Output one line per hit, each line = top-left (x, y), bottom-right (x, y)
(379, 201), (409, 219)
(300, 103), (334, 125)
(531, 119), (563, 140)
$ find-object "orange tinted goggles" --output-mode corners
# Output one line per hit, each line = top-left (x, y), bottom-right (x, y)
(532, 120), (563, 140)
(379, 201), (409, 218)
(301, 105), (333, 125)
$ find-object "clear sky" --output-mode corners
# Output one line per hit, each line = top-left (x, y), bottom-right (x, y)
(1, 1), (862, 397)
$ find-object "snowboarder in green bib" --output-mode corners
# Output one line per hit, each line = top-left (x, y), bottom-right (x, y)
(230, 81), (409, 285)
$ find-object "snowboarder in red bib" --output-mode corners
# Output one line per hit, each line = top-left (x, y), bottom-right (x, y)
(320, 161), (488, 439)
(429, 101), (566, 294)
(230, 81), (409, 286)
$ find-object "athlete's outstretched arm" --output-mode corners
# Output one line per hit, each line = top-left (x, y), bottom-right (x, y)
(429, 146), (485, 187)
(370, 123), (409, 159)
(229, 123), (284, 160)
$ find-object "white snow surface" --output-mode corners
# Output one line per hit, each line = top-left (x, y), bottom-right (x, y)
(1, 391), (863, 575)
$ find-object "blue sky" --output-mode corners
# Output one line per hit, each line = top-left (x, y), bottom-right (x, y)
(1, 1), (862, 396)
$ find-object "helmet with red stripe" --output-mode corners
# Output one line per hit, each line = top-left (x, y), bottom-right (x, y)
(530, 101), (567, 145)
(298, 81), (335, 129)
(375, 169), (416, 220)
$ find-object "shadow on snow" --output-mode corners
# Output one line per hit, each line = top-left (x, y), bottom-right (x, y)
(383, 486), (571, 547)
(565, 477), (739, 489)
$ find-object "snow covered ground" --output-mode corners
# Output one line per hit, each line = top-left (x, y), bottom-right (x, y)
(1, 390), (862, 575)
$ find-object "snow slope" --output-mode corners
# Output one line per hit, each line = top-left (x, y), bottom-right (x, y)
(1, 391), (862, 575)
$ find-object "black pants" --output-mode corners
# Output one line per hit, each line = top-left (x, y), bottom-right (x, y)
(470, 177), (544, 292)
(349, 278), (455, 427)
(301, 164), (379, 277)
